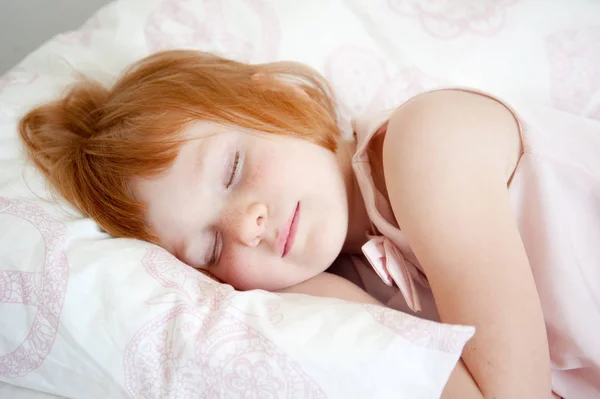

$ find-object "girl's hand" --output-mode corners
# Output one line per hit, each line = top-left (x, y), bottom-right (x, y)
(383, 89), (552, 398)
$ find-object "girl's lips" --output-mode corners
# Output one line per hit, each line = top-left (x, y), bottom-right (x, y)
(283, 202), (300, 257)
(277, 202), (300, 257)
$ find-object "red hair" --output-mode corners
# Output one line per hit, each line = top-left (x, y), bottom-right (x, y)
(19, 50), (340, 242)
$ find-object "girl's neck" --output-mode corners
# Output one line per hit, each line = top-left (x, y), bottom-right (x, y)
(336, 137), (372, 254)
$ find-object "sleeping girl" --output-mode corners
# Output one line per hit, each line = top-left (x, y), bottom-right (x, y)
(19, 49), (599, 398)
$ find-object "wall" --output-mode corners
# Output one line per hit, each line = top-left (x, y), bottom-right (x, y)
(0, 0), (112, 74)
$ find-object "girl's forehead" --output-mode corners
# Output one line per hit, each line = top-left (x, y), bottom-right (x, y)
(183, 119), (281, 144)
(182, 119), (225, 139)
(183, 119), (256, 139)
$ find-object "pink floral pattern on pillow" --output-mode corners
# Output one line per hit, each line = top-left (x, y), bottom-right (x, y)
(142, 246), (234, 311)
(145, 0), (281, 62)
(364, 304), (474, 354)
(124, 306), (326, 398)
(124, 248), (324, 398)
(387, 0), (518, 39)
(143, 247), (285, 324)
(324, 45), (445, 136)
(0, 198), (69, 377)
(546, 26), (600, 121)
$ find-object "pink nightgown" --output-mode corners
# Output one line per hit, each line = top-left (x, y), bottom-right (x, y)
(337, 88), (600, 398)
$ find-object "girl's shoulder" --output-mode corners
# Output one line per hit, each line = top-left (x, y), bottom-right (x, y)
(378, 88), (523, 187)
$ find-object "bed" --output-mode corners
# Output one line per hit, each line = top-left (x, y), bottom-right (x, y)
(1, 0), (599, 398)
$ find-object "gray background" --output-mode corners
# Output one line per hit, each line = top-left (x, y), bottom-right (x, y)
(0, 0), (113, 74)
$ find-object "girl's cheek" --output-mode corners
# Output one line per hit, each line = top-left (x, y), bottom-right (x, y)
(244, 151), (275, 190)
(198, 269), (223, 284)
(215, 252), (259, 290)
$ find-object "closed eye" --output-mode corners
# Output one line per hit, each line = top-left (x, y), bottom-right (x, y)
(208, 151), (240, 267)
(226, 151), (240, 188)
(208, 231), (220, 266)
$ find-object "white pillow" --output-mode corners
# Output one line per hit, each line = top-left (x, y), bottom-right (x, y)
(0, 1), (478, 398)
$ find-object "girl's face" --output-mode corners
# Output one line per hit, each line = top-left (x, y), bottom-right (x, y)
(133, 121), (350, 291)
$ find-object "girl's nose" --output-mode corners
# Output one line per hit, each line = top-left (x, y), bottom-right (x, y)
(236, 202), (267, 247)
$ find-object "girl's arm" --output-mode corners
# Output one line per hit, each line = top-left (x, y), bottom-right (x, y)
(277, 272), (382, 305)
(279, 272), (483, 399)
(382, 90), (552, 397)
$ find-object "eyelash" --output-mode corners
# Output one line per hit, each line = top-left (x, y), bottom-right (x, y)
(226, 151), (240, 188)
(208, 231), (220, 266)
(209, 151), (241, 266)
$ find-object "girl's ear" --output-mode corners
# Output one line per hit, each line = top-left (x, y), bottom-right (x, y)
(251, 72), (310, 99)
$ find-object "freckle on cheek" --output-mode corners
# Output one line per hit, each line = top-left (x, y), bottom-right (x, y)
(249, 159), (270, 181)
(246, 170), (263, 183)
